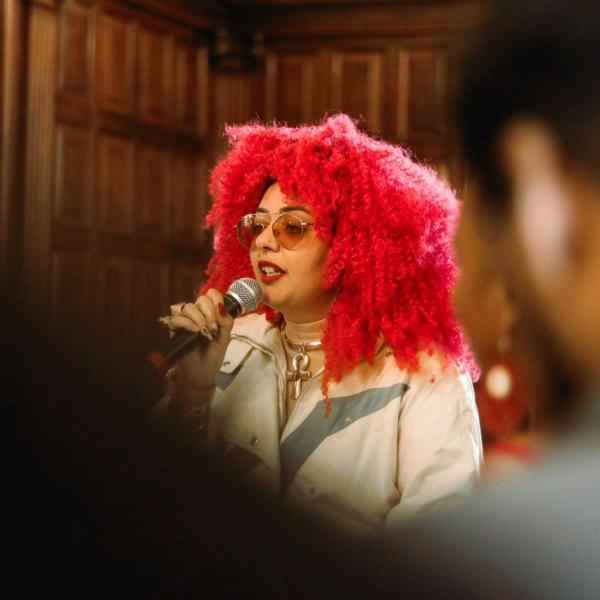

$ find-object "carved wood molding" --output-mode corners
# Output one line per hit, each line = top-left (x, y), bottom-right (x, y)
(123, 0), (227, 31)
(2, 0), (26, 289)
(243, 1), (489, 39)
(29, 0), (59, 10)
(23, 3), (58, 319)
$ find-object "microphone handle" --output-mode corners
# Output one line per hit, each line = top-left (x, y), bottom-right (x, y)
(147, 330), (204, 376)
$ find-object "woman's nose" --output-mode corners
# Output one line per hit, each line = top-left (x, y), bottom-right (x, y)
(254, 221), (279, 251)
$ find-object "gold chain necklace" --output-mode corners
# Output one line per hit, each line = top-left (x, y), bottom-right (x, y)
(281, 329), (323, 402)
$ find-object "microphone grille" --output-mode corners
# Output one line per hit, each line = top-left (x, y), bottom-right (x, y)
(227, 278), (263, 315)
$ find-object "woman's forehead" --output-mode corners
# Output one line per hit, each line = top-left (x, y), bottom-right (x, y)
(258, 182), (312, 214)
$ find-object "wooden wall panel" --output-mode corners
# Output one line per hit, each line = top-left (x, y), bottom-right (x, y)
(51, 250), (91, 327)
(171, 151), (208, 246)
(138, 24), (173, 126)
(23, 3), (58, 317)
(171, 262), (205, 303)
(1, 0), (25, 287)
(131, 259), (170, 348)
(96, 10), (135, 116)
(407, 50), (447, 139)
(134, 142), (169, 239)
(55, 124), (93, 226)
(330, 51), (383, 133)
(175, 43), (208, 136)
(96, 132), (134, 233)
(254, 2), (488, 195)
(211, 72), (253, 161)
(96, 255), (133, 341)
(58, 1), (91, 98)
(265, 52), (315, 124)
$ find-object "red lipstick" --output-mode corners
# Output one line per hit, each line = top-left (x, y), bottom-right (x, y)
(257, 260), (286, 284)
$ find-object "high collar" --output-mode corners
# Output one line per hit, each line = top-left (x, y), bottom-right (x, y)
(283, 317), (326, 346)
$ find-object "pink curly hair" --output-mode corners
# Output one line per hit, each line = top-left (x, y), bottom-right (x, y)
(202, 114), (477, 404)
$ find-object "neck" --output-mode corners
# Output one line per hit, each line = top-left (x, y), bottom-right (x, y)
(284, 317), (326, 345)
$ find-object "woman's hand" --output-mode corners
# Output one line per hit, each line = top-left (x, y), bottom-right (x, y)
(159, 288), (234, 392)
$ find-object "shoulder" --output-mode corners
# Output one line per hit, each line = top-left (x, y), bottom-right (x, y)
(397, 350), (479, 427)
(409, 350), (474, 396)
(375, 348), (473, 397)
(328, 346), (472, 399)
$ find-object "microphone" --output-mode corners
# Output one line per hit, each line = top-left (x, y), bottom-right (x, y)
(147, 278), (263, 376)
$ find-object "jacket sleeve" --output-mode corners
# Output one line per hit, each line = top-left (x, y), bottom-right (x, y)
(386, 361), (483, 528)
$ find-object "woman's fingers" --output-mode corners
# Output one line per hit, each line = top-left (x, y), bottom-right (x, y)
(205, 288), (233, 328)
(160, 301), (211, 339)
(192, 295), (220, 334)
(160, 289), (233, 341)
(179, 300), (208, 329)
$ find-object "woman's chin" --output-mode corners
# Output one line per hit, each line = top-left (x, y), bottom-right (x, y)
(259, 290), (280, 311)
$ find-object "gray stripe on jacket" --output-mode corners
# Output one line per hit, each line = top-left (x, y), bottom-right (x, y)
(280, 382), (409, 487)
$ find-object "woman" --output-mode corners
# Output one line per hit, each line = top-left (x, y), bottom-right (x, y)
(159, 115), (482, 535)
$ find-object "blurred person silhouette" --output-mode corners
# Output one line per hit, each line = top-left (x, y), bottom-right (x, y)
(456, 0), (600, 439)
(154, 114), (482, 536)
(12, 283), (444, 600)
(381, 2), (600, 599)
(453, 180), (553, 480)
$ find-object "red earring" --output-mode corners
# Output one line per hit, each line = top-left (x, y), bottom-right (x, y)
(476, 335), (529, 440)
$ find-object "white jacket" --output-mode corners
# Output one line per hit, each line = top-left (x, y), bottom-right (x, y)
(208, 313), (483, 536)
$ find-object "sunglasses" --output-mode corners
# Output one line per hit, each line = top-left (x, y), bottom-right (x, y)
(236, 212), (314, 250)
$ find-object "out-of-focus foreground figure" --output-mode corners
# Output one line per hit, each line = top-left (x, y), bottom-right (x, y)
(383, 3), (600, 599)
(457, 0), (600, 441)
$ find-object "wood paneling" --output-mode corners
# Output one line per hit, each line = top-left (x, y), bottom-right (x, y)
(55, 124), (93, 226)
(171, 151), (208, 246)
(96, 10), (135, 116)
(51, 249), (92, 327)
(23, 0), (212, 351)
(171, 262), (205, 302)
(135, 142), (169, 239)
(97, 132), (134, 233)
(58, 1), (91, 97)
(407, 50), (447, 138)
(265, 52), (316, 124)
(1, 0), (25, 288)
(23, 3), (58, 317)
(175, 43), (208, 136)
(245, 1), (487, 38)
(330, 50), (383, 133)
(257, 2), (487, 193)
(252, 2), (488, 194)
(131, 259), (169, 346)
(210, 72), (254, 160)
(96, 255), (133, 340)
(138, 24), (173, 126)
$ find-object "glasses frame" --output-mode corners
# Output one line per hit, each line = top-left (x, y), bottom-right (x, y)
(235, 211), (314, 250)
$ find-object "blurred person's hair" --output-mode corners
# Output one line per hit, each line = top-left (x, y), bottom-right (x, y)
(457, 0), (600, 204)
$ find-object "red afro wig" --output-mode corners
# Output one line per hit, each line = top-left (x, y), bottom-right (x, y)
(202, 114), (477, 394)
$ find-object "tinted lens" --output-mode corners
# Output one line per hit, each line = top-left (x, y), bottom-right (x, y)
(236, 214), (270, 248)
(273, 213), (308, 249)
(236, 212), (310, 250)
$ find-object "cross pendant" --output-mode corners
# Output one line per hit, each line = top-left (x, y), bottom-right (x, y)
(286, 351), (311, 401)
